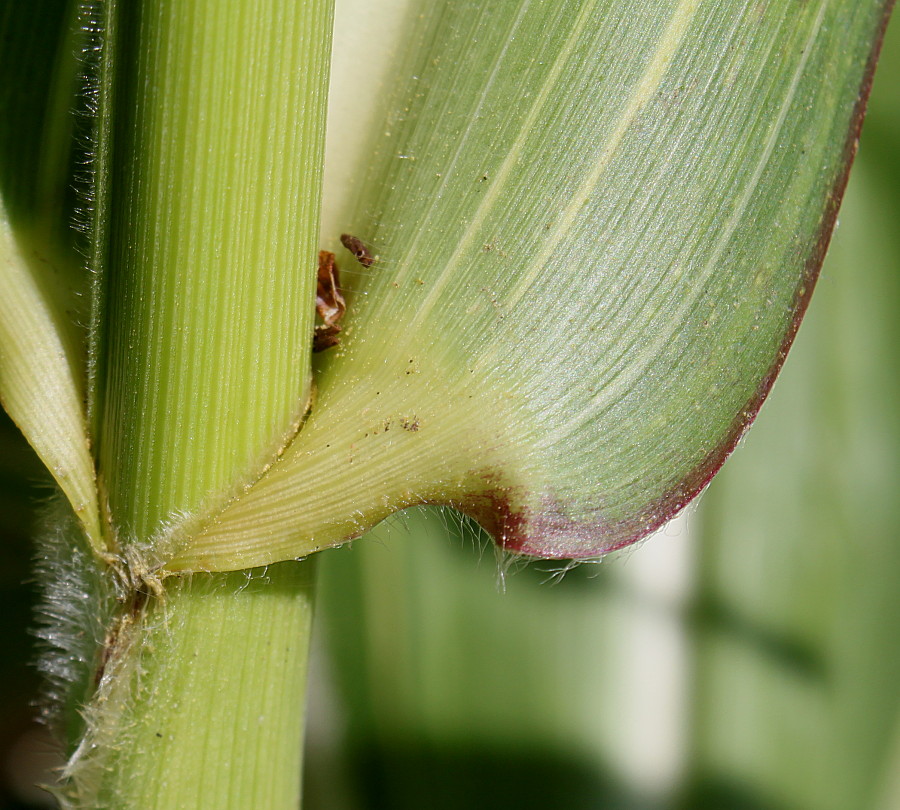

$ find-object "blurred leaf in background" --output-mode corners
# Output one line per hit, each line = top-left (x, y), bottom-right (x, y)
(0, 409), (58, 810)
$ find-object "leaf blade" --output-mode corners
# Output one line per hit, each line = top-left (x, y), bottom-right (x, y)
(169, 0), (893, 572)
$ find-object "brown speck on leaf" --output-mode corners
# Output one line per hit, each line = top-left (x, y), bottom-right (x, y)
(314, 249), (345, 352)
(400, 417), (420, 432)
(340, 233), (374, 268)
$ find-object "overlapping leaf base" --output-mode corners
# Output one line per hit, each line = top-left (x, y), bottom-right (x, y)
(166, 0), (892, 571)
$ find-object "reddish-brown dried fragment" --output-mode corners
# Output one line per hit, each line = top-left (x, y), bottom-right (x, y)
(316, 250), (345, 325)
(340, 233), (374, 268)
(313, 323), (342, 352)
(314, 250), (346, 352)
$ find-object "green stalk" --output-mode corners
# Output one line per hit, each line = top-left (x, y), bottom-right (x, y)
(84, 561), (317, 808)
(60, 0), (333, 805)
(94, 0), (326, 530)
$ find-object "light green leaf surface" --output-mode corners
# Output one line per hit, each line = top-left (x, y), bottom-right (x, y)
(169, 0), (890, 572)
(0, 4), (103, 551)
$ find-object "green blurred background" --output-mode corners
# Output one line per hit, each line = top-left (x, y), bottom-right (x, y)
(2, 16), (898, 810)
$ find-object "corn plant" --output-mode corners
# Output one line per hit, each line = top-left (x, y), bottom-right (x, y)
(0, 0), (892, 807)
